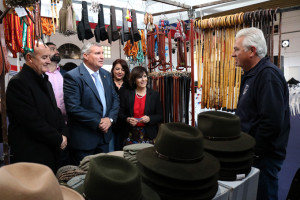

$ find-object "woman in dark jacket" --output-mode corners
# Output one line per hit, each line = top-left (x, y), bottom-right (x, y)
(110, 59), (130, 150)
(119, 66), (163, 145)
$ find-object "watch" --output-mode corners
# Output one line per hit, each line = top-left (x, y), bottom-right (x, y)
(109, 118), (113, 123)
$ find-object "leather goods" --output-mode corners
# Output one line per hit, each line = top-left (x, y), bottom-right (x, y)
(77, 1), (93, 41)
(130, 9), (141, 42)
(107, 6), (120, 44)
(122, 8), (131, 42)
(99, 4), (108, 41)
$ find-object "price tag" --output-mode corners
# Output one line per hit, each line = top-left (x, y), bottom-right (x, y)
(15, 7), (27, 17)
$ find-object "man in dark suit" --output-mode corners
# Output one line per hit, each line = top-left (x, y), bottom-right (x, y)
(6, 42), (68, 173)
(64, 42), (119, 165)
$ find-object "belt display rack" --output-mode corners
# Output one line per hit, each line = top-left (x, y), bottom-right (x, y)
(149, 71), (191, 124)
(147, 19), (196, 125)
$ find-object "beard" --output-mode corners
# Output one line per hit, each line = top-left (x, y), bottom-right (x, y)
(51, 54), (61, 63)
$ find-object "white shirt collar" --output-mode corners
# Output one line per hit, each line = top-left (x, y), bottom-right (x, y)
(83, 62), (98, 76)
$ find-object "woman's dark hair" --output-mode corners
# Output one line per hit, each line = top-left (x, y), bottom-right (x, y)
(111, 59), (130, 84)
(129, 66), (148, 89)
(63, 62), (77, 71)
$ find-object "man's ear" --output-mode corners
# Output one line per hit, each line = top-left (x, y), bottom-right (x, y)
(83, 53), (88, 60)
(26, 53), (33, 63)
(250, 46), (257, 56)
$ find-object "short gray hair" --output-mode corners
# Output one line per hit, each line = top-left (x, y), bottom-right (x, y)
(81, 42), (102, 60)
(236, 27), (267, 58)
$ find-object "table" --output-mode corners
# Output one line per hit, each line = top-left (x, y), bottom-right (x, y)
(218, 167), (260, 200)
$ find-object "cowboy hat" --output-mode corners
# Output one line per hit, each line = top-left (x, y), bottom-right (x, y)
(0, 162), (84, 200)
(75, 155), (160, 200)
(137, 123), (220, 181)
(198, 111), (255, 152)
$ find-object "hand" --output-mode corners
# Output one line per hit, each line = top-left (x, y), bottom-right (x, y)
(127, 117), (138, 126)
(99, 117), (112, 133)
(140, 115), (150, 124)
(60, 135), (67, 150)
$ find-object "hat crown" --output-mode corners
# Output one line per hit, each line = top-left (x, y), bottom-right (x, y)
(155, 123), (204, 161)
(0, 163), (83, 200)
(198, 111), (241, 139)
(84, 156), (142, 200)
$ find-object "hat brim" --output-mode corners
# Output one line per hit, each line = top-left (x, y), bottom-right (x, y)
(137, 147), (220, 181)
(138, 164), (218, 191)
(72, 177), (160, 200)
(204, 132), (255, 152)
(143, 178), (219, 200)
(61, 186), (84, 200)
(205, 149), (254, 163)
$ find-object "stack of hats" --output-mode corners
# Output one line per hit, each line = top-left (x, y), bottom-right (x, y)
(123, 143), (154, 165)
(75, 155), (160, 200)
(197, 111), (256, 181)
(137, 123), (220, 200)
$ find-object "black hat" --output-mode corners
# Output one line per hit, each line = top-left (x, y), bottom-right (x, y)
(198, 111), (255, 152)
(137, 123), (220, 181)
(76, 155), (160, 200)
(137, 123), (220, 199)
(198, 111), (255, 181)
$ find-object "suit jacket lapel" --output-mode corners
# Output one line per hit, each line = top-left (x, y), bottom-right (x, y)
(129, 89), (135, 116)
(45, 81), (58, 110)
(144, 89), (151, 115)
(79, 64), (102, 103)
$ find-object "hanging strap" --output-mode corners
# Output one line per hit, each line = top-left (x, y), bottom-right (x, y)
(108, 6), (120, 44)
(131, 9), (141, 42)
(122, 8), (131, 42)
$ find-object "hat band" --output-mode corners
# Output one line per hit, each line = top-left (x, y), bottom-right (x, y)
(204, 134), (241, 141)
(155, 150), (204, 163)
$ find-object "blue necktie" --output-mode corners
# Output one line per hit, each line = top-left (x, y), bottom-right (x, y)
(92, 72), (106, 116)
